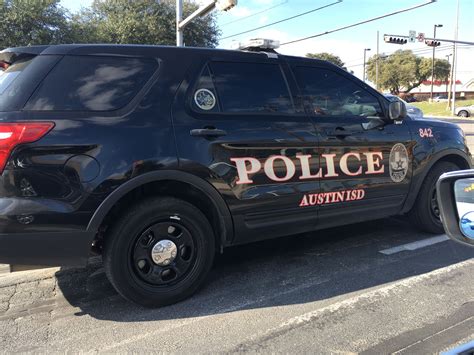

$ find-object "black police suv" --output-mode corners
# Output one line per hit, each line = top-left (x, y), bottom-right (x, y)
(0, 44), (470, 307)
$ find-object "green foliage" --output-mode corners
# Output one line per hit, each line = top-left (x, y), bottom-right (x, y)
(0, 0), (73, 48)
(73, 0), (220, 47)
(0, 0), (220, 49)
(366, 50), (451, 94)
(306, 52), (345, 67)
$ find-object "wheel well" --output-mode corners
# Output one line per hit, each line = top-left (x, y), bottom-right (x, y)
(436, 154), (471, 170)
(93, 180), (227, 254)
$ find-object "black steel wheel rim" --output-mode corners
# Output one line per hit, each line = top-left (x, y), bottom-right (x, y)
(430, 186), (440, 220)
(130, 221), (196, 286)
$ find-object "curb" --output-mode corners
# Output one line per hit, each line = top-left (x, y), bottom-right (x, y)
(0, 257), (102, 289)
(0, 267), (60, 288)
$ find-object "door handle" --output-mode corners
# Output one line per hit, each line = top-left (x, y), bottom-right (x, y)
(326, 128), (352, 138)
(190, 128), (227, 138)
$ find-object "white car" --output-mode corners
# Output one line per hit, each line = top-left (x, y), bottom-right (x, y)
(455, 105), (474, 117)
(433, 95), (449, 102)
(383, 94), (424, 119)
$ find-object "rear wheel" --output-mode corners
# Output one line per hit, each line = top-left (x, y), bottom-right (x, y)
(103, 197), (215, 307)
(457, 110), (469, 117)
(410, 161), (459, 234)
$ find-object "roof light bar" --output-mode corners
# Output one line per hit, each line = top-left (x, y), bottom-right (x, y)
(234, 38), (280, 51)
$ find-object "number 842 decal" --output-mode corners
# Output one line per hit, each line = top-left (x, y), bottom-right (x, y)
(419, 128), (434, 138)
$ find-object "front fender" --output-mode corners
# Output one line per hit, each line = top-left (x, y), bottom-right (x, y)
(402, 148), (472, 214)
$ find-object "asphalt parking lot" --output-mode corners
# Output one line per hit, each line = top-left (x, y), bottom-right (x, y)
(1, 217), (473, 353)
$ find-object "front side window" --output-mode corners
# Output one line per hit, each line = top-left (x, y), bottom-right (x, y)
(205, 62), (294, 114)
(293, 66), (383, 118)
(25, 55), (158, 111)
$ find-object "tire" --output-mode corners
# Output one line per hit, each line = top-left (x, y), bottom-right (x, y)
(457, 110), (469, 117)
(103, 197), (215, 307)
(410, 161), (459, 234)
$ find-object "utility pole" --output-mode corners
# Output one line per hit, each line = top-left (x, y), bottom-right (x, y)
(363, 48), (371, 82)
(447, 45), (455, 111)
(430, 24), (443, 102)
(445, 53), (452, 94)
(376, 31), (379, 90)
(451, 0), (460, 115)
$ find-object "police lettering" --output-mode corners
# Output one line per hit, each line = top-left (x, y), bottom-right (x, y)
(230, 152), (384, 185)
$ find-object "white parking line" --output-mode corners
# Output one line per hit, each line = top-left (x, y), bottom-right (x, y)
(379, 235), (450, 255)
(264, 259), (474, 335)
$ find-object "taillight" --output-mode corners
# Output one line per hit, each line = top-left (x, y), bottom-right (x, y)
(0, 122), (54, 173)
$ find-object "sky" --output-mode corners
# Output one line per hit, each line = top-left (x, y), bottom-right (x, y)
(61, 0), (474, 83)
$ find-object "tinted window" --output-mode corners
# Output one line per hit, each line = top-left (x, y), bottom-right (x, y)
(192, 66), (220, 113)
(26, 56), (158, 111)
(293, 67), (383, 118)
(208, 62), (294, 114)
(0, 55), (60, 112)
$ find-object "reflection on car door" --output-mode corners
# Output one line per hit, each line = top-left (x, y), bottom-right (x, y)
(291, 63), (415, 229)
(173, 58), (320, 243)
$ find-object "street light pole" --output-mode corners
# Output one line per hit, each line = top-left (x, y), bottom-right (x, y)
(363, 48), (371, 82)
(176, 0), (237, 47)
(430, 24), (443, 101)
(176, 0), (183, 47)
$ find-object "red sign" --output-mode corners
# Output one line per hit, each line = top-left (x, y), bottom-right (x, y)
(422, 80), (462, 86)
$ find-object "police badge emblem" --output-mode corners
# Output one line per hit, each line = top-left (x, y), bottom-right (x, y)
(389, 143), (409, 182)
(194, 88), (216, 111)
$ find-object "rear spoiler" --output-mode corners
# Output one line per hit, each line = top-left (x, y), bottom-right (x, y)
(0, 46), (49, 65)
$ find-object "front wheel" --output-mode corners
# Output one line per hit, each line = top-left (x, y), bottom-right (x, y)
(103, 197), (215, 307)
(458, 110), (469, 117)
(410, 161), (459, 234)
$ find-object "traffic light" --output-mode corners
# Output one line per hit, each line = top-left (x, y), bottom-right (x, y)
(384, 36), (407, 45)
(425, 40), (441, 47)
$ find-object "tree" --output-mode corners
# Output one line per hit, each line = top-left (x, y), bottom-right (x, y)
(366, 50), (450, 94)
(306, 52), (345, 67)
(0, 0), (73, 48)
(72, 0), (220, 47)
(0, 0), (220, 49)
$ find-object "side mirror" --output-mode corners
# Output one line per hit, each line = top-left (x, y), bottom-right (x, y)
(388, 101), (407, 121)
(437, 169), (474, 246)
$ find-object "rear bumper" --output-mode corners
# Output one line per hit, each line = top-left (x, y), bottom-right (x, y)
(0, 230), (93, 266)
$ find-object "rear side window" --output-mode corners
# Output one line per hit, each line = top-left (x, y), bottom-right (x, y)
(201, 62), (294, 114)
(0, 55), (60, 112)
(25, 56), (158, 111)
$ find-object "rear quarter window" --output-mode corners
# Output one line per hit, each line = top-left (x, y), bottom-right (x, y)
(0, 55), (60, 112)
(25, 55), (158, 112)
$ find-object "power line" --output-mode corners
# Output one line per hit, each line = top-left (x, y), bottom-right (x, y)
(280, 0), (436, 46)
(220, 0), (288, 27)
(220, 0), (342, 41)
